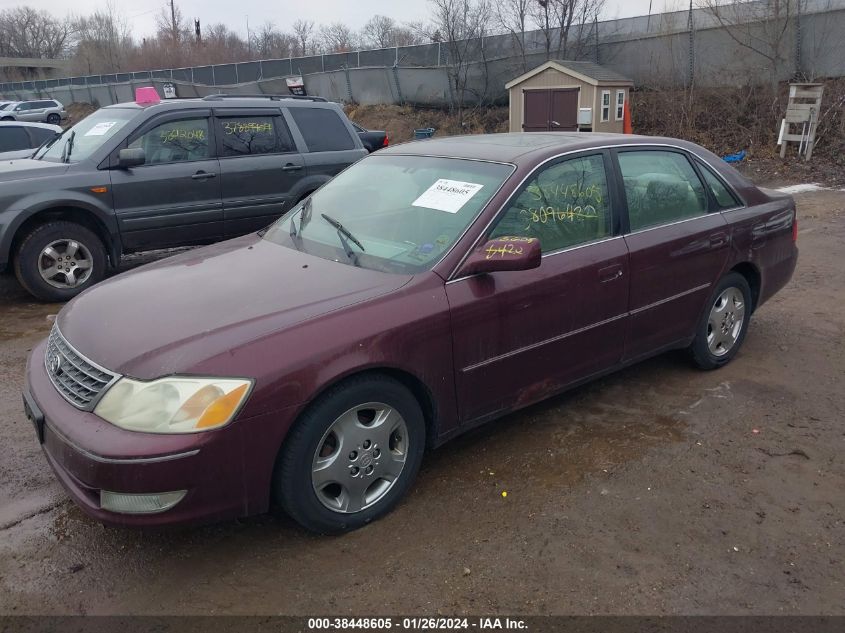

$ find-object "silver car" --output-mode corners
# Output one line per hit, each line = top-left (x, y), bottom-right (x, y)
(0, 99), (67, 125)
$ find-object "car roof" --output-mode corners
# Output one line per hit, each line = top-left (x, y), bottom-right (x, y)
(0, 120), (62, 131)
(379, 132), (708, 165)
(102, 96), (340, 112)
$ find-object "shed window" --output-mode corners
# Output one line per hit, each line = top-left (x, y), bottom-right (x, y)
(601, 91), (610, 122)
(615, 90), (625, 120)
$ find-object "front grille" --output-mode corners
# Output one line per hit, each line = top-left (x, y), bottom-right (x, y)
(45, 325), (118, 410)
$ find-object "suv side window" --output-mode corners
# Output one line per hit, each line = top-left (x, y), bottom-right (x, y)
(0, 126), (30, 151)
(216, 115), (294, 156)
(129, 117), (211, 164)
(28, 127), (56, 146)
(698, 162), (740, 209)
(490, 154), (612, 253)
(618, 150), (708, 231)
(289, 107), (355, 152)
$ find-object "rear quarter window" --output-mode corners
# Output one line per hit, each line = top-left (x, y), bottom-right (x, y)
(289, 107), (355, 152)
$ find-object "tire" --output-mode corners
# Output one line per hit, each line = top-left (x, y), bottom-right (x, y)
(689, 272), (752, 370)
(273, 374), (426, 534)
(1, 116), (13, 121)
(14, 221), (107, 302)
(46, 113), (61, 125)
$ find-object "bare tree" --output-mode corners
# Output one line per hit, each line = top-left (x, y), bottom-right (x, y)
(362, 15), (397, 49)
(424, 0), (493, 122)
(292, 19), (315, 57)
(72, 1), (132, 74)
(532, 0), (605, 61)
(319, 22), (357, 53)
(252, 21), (295, 59)
(495, 0), (531, 71)
(696, 0), (797, 93)
(0, 7), (72, 60)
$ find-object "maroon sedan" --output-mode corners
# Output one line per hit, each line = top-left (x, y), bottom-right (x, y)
(23, 133), (798, 533)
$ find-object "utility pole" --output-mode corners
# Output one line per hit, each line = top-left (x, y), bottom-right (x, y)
(170, 0), (178, 45)
(246, 15), (251, 57)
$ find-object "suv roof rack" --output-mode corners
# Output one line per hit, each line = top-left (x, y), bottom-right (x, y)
(202, 93), (327, 103)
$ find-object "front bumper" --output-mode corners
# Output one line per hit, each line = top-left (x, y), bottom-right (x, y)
(24, 337), (298, 527)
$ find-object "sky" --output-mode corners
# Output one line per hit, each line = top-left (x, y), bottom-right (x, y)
(8, 0), (675, 42)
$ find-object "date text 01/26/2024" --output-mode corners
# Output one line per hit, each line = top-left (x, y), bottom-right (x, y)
(307, 617), (528, 630)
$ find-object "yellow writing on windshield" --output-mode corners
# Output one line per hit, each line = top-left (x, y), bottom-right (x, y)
(523, 204), (600, 225)
(160, 128), (206, 143)
(223, 121), (273, 135)
(527, 183), (603, 205)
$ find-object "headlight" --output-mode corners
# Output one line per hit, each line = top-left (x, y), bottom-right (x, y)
(94, 376), (252, 433)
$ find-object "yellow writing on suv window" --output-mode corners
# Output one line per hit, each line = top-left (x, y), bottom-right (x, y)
(160, 128), (206, 143)
(223, 121), (273, 135)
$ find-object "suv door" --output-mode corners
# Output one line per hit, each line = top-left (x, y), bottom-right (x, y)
(285, 105), (365, 181)
(615, 147), (730, 361)
(109, 110), (223, 250)
(446, 152), (629, 423)
(13, 102), (35, 122)
(213, 108), (306, 237)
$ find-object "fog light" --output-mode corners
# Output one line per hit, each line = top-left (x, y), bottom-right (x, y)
(100, 490), (186, 514)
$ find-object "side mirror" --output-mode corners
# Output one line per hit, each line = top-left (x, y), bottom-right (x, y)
(458, 236), (541, 277)
(117, 148), (145, 169)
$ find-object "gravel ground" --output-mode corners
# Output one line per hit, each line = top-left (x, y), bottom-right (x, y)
(0, 188), (842, 616)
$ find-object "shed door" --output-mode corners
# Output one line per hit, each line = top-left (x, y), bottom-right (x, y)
(522, 89), (579, 132)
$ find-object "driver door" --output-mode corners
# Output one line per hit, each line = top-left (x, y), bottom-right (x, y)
(446, 152), (629, 424)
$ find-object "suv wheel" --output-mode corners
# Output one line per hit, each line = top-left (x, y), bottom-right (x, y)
(1, 116), (12, 121)
(273, 374), (426, 534)
(46, 113), (61, 125)
(14, 221), (107, 302)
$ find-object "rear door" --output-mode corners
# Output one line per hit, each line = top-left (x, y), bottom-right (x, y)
(615, 147), (730, 361)
(213, 108), (306, 237)
(447, 151), (629, 423)
(286, 105), (365, 181)
(109, 109), (223, 250)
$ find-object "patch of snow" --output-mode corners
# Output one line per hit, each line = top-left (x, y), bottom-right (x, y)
(775, 183), (828, 194)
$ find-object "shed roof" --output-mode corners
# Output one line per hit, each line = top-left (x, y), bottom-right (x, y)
(505, 60), (634, 89)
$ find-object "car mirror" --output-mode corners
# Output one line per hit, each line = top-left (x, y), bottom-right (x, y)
(117, 148), (145, 169)
(458, 236), (541, 277)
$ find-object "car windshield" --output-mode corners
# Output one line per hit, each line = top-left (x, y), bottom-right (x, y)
(34, 108), (137, 163)
(264, 155), (514, 274)
(0, 103), (13, 111)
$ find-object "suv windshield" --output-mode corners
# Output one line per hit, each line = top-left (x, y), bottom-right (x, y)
(35, 108), (137, 163)
(264, 155), (513, 273)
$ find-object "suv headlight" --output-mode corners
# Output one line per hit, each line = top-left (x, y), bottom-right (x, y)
(94, 376), (253, 433)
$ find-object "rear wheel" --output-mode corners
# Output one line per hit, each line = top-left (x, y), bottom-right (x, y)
(689, 272), (752, 370)
(273, 375), (426, 534)
(46, 113), (61, 125)
(14, 221), (107, 302)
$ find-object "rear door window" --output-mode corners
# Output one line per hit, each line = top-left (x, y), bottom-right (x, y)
(617, 150), (708, 231)
(129, 117), (211, 164)
(289, 107), (355, 152)
(216, 115), (294, 156)
(0, 126), (30, 151)
(27, 126), (57, 147)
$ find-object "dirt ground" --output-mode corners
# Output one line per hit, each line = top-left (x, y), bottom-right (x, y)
(0, 186), (843, 616)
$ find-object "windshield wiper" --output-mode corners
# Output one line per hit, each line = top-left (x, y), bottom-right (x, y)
(321, 213), (365, 266)
(60, 131), (76, 163)
(290, 197), (313, 238)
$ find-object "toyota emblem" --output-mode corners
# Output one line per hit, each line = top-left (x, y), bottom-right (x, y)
(48, 353), (62, 375)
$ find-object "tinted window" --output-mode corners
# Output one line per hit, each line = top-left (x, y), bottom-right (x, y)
(216, 115), (293, 156)
(618, 150), (707, 231)
(289, 107), (355, 152)
(36, 108), (136, 163)
(0, 127), (30, 151)
(490, 154), (611, 253)
(15, 103), (31, 111)
(129, 117), (210, 164)
(699, 163), (740, 209)
(29, 127), (57, 146)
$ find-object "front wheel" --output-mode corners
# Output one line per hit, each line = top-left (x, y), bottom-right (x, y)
(689, 272), (752, 370)
(273, 375), (426, 534)
(14, 221), (107, 302)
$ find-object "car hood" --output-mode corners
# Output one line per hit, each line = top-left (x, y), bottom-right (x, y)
(0, 158), (68, 180)
(58, 234), (413, 379)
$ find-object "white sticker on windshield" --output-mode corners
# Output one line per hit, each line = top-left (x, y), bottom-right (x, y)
(84, 122), (118, 137)
(412, 179), (484, 214)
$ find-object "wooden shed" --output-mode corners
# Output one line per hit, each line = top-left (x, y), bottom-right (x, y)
(506, 60), (634, 134)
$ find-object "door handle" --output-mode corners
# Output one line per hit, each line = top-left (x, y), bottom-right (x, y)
(551, 120), (560, 127)
(282, 164), (303, 172)
(599, 264), (624, 283)
(191, 171), (216, 180)
(709, 232), (729, 248)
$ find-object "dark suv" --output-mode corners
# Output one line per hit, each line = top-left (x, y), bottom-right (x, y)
(0, 93), (367, 301)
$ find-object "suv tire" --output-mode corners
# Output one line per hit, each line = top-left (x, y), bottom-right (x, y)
(273, 374), (426, 534)
(14, 221), (107, 302)
(46, 113), (61, 125)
